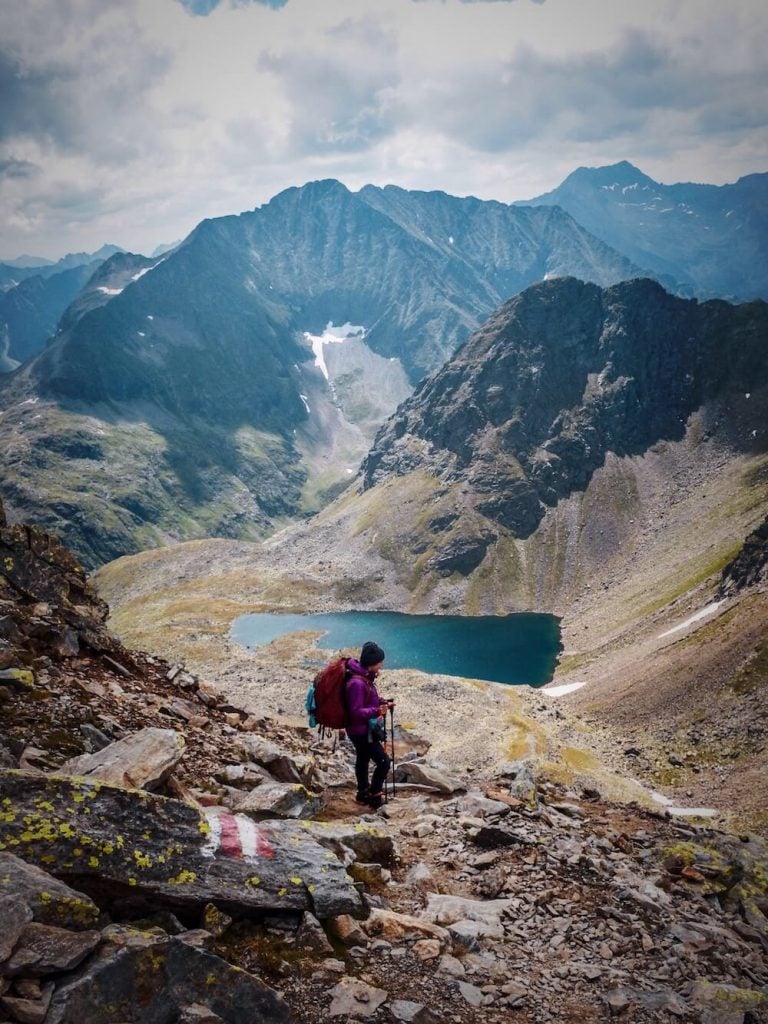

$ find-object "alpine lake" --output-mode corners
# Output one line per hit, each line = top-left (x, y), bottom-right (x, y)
(230, 610), (562, 687)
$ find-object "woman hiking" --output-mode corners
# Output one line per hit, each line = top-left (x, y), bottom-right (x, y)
(346, 641), (394, 809)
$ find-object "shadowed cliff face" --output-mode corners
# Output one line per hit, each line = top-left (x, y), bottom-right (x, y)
(362, 277), (768, 541)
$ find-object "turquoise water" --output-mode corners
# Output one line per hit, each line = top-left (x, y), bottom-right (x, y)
(230, 610), (561, 687)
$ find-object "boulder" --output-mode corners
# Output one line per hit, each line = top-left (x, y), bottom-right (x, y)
(237, 738), (314, 787)
(688, 979), (766, 1024)
(329, 915), (367, 948)
(393, 760), (465, 794)
(391, 726), (431, 759)
(227, 783), (322, 821)
(0, 853), (99, 929)
(361, 909), (450, 947)
(422, 894), (514, 940)
(61, 728), (186, 791)
(216, 763), (272, 789)
(179, 1006), (226, 1024)
(43, 928), (292, 1024)
(328, 977), (387, 1019)
(1, 981), (54, 1024)
(282, 820), (396, 867)
(0, 771), (361, 918)
(601, 986), (689, 1017)
(296, 912), (334, 954)
(389, 1000), (436, 1024)
(456, 792), (512, 818)
(0, 894), (33, 961)
(2, 921), (100, 975)
(470, 823), (536, 850)
(503, 760), (537, 806)
(456, 981), (484, 1008)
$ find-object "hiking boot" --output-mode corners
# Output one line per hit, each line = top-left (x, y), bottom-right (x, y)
(366, 792), (384, 809)
(355, 792), (371, 805)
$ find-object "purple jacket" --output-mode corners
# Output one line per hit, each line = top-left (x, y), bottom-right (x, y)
(345, 658), (383, 737)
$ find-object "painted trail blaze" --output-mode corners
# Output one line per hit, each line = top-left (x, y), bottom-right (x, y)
(201, 810), (274, 860)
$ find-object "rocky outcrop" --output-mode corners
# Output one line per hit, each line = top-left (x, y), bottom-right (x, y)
(0, 854), (292, 1024)
(61, 727), (186, 790)
(44, 928), (292, 1024)
(361, 278), (768, 559)
(0, 495), (112, 656)
(717, 515), (768, 597)
(0, 770), (361, 919)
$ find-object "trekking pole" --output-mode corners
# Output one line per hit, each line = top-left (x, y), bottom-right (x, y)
(382, 715), (389, 804)
(389, 705), (396, 798)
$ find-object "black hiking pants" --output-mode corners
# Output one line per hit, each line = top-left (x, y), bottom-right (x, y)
(349, 732), (391, 797)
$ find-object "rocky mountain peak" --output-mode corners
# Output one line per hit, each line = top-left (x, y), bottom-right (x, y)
(362, 276), (768, 546)
(562, 160), (655, 190)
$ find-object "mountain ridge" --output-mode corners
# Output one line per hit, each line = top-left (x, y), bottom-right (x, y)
(516, 163), (768, 300)
(0, 180), (650, 566)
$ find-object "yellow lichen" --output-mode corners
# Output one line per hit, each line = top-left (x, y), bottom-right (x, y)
(133, 850), (152, 869)
(168, 870), (197, 885)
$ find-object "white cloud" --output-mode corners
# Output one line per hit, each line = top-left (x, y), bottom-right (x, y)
(0, 0), (766, 258)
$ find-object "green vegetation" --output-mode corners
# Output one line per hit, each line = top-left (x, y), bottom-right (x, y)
(636, 542), (743, 620)
(727, 640), (768, 696)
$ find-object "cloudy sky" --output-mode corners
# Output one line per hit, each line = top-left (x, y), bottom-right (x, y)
(1, 0), (766, 259)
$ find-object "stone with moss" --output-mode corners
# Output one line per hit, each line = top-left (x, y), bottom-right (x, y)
(0, 770), (360, 919)
(0, 852), (99, 929)
(44, 928), (292, 1024)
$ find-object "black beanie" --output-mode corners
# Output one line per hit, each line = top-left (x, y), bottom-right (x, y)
(360, 641), (385, 668)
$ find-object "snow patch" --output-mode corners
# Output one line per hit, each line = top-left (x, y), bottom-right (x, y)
(448, 235), (454, 245)
(97, 286), (123, 296)
(667, 806), (718, 818)
(131, 267), (152, 282)
(21, 397), (40, 406)
(658, 601), (724, 639)
(147, 314), (154, 320)
(137, 331), (145, 338)
(303, 322), (366, 381)
(299, 394), (311, 414)
(650, 792), (718, 817)
(542, 681), (586, 698)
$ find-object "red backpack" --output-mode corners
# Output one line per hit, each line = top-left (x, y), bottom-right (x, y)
(306, 657), (350, 730)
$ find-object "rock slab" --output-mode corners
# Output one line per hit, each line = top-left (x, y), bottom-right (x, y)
(0, 770), (361, 918)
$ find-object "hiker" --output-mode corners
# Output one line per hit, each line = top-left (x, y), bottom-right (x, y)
(346, 641), (394, 809)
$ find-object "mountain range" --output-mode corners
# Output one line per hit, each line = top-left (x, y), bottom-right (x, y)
(0, 165), (765, 567)
(517, 161), (768, 301)
(0, 245), (124, 371)
(0, 244), (123, 293)
(0, 179), (648, 566)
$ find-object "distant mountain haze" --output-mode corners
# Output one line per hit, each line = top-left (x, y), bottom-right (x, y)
(0, 264), (101, 372)
(0, 245), (124, 294)
(516, 161), (768, 301)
